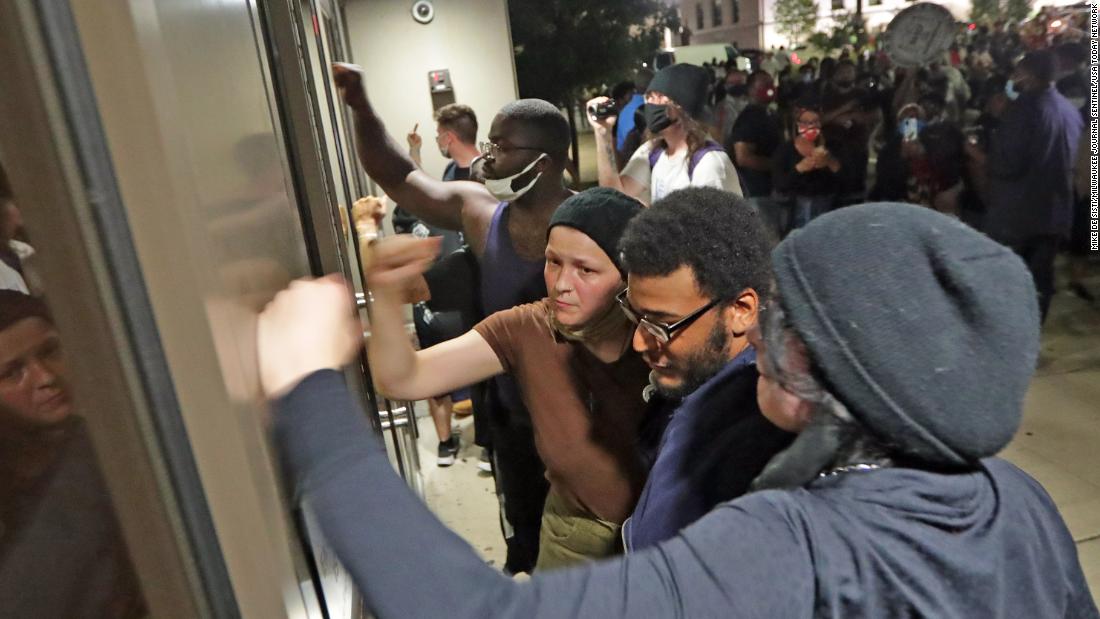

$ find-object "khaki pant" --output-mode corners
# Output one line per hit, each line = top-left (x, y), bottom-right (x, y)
(535, 488), (621, 571)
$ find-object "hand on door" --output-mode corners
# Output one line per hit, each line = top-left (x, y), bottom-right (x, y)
(363, 235), (441, 292)
(332, 62), (368, 110)
(257, 275), (362, 398)
(352, 195), (387, 241)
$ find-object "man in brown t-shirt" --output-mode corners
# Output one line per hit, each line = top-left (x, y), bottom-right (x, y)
(363, 188), (651, 569)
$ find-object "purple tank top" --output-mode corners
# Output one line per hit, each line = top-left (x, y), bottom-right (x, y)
(479, 202), (547, 413)
(479, 202), (546, 315)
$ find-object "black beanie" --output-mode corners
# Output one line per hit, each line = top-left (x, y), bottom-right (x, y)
(548, 188), (643, 274)
(0, 290), (52, 332)
(647, 64), (710, 118)
(772, 203), (1039, 466)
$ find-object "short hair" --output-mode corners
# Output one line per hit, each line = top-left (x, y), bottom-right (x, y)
(1017, 50), (1057, 84)
(433, 103), (478, 145)
(619, 186), (772, 304)
(1054, 42), (1086, 66)
(611, 80), (635, 101)
(498, 99), (571, 161)
(984, 73), (1009, 98)
(833, 59), (857, 77)
(794, 93), (823, 113)
(0, 291), (52, 333)
(747, 70), (771, 88)
(634, 68), (655, 92)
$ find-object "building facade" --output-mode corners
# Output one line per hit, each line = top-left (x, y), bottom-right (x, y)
(678, 0), (1020, 50)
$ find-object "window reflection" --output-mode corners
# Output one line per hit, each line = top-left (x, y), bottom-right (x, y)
(0, 162), (146, 618)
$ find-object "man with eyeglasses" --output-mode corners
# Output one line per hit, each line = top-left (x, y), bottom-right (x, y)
(615, 186), (795, 550)
(333, 63), (575, 574)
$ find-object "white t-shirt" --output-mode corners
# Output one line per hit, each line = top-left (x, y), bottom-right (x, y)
(0, 259), (28, 293)
(622, 141), (743, 205)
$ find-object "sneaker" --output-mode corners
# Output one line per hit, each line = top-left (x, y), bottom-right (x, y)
(437, 437), (460, 467)
(478, 448), (493, 473)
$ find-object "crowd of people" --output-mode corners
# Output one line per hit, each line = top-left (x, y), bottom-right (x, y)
(590, 15), (1092, 322)
(2, 9), (1096, 617)
(241, 15), (1100, 610)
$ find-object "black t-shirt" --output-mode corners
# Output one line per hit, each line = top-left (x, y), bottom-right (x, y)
(772, 141), (841, 197)
(822, 87), (874, 194)
(393, 162), (468, 257)
(727, 104), (782, 197)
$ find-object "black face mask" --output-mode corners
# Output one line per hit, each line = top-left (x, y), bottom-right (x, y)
(727, 84), (750, 97)
(644, 103), (675, 133)
(833, 80), (855, 91)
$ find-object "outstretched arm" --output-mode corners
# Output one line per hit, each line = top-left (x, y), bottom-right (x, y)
(332, 63), (497, 231)
(364, 235), (503, 400)
(257, 276), (814, 619)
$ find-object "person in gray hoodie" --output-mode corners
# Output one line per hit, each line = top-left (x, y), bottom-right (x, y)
(258, 202), (1098, 619)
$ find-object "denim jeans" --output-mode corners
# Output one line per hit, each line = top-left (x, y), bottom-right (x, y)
(790, 195), (835, 230)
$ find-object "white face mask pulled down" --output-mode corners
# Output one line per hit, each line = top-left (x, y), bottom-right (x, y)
(477, 153), (547, 202)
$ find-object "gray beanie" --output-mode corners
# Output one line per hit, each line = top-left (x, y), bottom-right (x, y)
(772, 203), (1040, 466)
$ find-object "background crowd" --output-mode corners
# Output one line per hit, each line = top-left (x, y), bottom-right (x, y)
(600, 9), (1093, 321)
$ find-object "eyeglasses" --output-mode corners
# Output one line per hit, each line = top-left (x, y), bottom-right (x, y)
(477, 141), (543, 160)
(616, 288), (719, 345)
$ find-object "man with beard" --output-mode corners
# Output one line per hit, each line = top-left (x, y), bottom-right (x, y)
(615, 187), (795, 550)
(333, 63), (574, 574)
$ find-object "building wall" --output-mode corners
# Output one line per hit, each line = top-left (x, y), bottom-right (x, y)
(682, 0), (764, 47)
(687, 0), (1084, 52)
(343, 0), (518, 182)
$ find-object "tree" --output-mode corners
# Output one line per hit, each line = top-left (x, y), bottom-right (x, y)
(806, 11), (868, 54)
(774, 0), (820, 47)
(970, 0), (1000, 22)
(508, 0), (679, 176)
(1004, 0), (1031, 22)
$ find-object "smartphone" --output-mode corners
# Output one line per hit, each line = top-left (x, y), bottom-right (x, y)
(902, 117), (919, 142)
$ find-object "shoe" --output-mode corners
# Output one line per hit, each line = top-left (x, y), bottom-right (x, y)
(478, 448), (493, 473)
(453, 398), (473, 418)
(437, 437), (460, 467)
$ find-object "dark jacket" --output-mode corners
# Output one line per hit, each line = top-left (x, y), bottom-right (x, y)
(623, 348), (794, 551)
(274, 370), (1099, 619)
(986, 85), (1083, 244)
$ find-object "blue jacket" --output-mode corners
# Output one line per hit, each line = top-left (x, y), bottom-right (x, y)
(624, 347), (794, 551)
(986, 85), (1083, 244)
(616, 94), (645, 151)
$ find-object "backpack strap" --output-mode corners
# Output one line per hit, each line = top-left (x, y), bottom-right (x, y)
(647, 144), (663, 169)
(688, 140), (725, 179)
(649, 140), (726, 180)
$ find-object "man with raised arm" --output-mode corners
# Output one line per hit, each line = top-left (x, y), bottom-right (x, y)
(332, 63), (575, 573)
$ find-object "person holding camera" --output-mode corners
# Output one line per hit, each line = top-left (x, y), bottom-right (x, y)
(587, 64), (742, 206)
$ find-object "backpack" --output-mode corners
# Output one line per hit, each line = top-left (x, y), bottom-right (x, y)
(647, 140), (725, 180)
